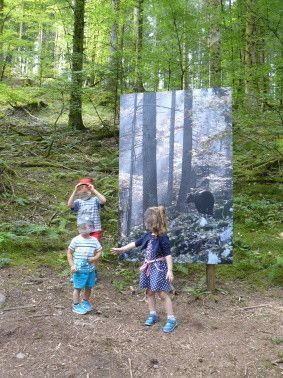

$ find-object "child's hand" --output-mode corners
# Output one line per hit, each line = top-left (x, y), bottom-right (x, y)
(71, 265), (77, 272)
(166, 269), (174, 283)
(88, 256), (97, 264)
(111, 247), (123, 254)
(88, 184), (95, 192)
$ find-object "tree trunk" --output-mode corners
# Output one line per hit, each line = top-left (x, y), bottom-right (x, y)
(208, 0), (222, 87)
(244, 0), (265, 100)
(176, 91), (193, 211)
(111, 0), (121, 126)
(133, 0), (145, 92)
(0, 0), (4, 80)
(106, 0), (120, 93)
(118, 23), (125, 94)
(68, 0), (86, 130)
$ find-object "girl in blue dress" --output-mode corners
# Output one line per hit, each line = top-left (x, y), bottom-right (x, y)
(111, 206), (177, 333)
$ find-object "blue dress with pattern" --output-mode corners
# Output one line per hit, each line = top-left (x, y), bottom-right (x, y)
(136, 233), (172, 292)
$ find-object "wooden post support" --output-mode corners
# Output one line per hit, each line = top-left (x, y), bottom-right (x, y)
(206, 264), (216, 291)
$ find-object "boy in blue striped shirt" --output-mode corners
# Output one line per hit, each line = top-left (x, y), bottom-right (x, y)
(67, 223), (102, 314)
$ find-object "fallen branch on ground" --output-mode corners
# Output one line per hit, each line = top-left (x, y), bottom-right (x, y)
(3, 304), (37, 312)
(239, 304), (271, 310)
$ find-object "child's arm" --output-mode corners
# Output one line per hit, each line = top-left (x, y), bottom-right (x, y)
(165, 255), (174, 282)
(88, 249), (102, 265)
(67, 184), (80, 208)
(67, 248), (77, 272)
(111, 242), (136, 254)
(89, 184), (106, 204)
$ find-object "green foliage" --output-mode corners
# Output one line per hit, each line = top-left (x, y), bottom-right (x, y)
(234, 195), (282, 228)
(270, 336), (283, 345)
(97, 153), (119, 173)
(182, 286), (209, 299)
(112, 266), (137, 292)
(0, 258), (12, 269)
(173, 264), (189, 275)
(268, 257), (283, 286)
(0, 83), (43, 107)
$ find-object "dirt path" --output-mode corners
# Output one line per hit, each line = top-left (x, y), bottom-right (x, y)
(0, 267), (282, 377)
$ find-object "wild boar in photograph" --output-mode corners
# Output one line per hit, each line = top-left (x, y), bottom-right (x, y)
(186, 190), (215, 216)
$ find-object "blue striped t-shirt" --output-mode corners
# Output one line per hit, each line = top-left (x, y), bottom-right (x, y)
(72, 197), (102, 232)
(69, 235), (102, 272)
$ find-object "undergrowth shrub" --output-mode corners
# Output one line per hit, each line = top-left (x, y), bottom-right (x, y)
(268, 256), (283, 285)
(234, 195), (281, 228)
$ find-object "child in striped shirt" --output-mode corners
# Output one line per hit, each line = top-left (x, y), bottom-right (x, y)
(67, 178), (106, 240)
(67, 223), (102, 314)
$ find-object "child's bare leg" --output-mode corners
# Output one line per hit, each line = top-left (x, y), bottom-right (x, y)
(146, 289), (156, 312)
(73, 288), (81, 304)
(158, 291), (174, 316)
(83, 287), (91, 301)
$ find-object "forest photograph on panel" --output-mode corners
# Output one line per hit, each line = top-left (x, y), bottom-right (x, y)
(119, 88), (232, 264)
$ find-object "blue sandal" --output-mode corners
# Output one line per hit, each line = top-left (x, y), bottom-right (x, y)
(144, 314), (159, 326)
(163, 318), (177, 333)
(81, 300), (93, 312)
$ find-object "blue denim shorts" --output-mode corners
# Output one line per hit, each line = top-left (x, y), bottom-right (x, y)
(73, 270), (97, 289)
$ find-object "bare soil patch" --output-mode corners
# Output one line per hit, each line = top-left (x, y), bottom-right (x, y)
(0, 266), (282, 377)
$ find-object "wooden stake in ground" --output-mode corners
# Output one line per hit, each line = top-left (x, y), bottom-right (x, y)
(206, 264), (216, 291)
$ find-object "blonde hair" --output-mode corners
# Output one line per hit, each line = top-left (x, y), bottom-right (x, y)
(144, 206), (167, 236)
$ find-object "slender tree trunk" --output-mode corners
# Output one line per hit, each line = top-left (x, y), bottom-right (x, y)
(17, 3), (25, 77)
(106, 0), (119, 91)
(183, 41), (189, 89)
(176, 91), (193, 211)
(208, 0), (222, 87)
(119, 23), (125, 94)
(133, 0), (145, 92)
(244, 0), (262, 99)
(112, 0), (121, 125)
(171, 9), (185, 89)
(34, 27), (44, 84)
(0, 0), (4, 80)
(152, 17), (160, 91)
(68, 0), (86, 130)
(143, 92), (158, 212)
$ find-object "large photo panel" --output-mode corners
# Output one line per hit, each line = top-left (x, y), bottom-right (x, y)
(119, 89), (232, 264)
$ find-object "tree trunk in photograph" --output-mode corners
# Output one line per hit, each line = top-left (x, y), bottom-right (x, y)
(176, 91), (193, 211)
(143, 92), (157, 213)
(167, 91), (176, 206)
(127, 94), (137, 235)
(133, 0), (145, 92)
(208, 0), (221, 88)
(68, 0), (86, 130)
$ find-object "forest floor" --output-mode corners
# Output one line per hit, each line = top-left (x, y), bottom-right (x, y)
(0, 265), (282, 378)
